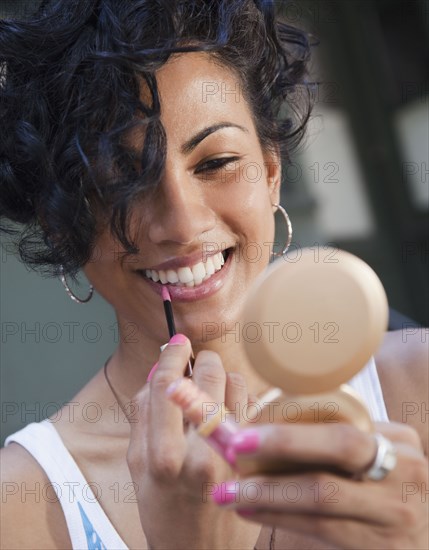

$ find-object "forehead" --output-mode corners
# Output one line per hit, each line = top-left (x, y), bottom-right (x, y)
(150, 52), (254, 143)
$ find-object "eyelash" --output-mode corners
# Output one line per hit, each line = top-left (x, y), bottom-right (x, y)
(195, 156), (241, 174)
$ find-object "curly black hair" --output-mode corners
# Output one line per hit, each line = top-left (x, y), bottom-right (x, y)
(0, 0), (313, 276)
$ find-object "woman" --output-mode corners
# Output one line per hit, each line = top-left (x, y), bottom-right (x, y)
(1, 1), (427, 549)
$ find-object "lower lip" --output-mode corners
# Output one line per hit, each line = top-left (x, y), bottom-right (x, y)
(137, 252), (234, 302)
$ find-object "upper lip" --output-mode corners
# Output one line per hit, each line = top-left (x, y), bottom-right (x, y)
(138, 247), (230, 272)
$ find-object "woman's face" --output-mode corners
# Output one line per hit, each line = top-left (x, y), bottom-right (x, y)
(84, 52), (280, 344)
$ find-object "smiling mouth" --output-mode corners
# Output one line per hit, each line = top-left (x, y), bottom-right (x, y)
(136, 248), (233, 288)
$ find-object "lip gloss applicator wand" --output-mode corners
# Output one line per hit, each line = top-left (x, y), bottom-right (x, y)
(161, 286), (193, 377)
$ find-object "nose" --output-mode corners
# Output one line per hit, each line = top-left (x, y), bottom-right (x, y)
(146, 164), (216, 246)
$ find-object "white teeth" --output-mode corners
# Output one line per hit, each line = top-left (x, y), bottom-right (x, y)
(143, 250), (229, 286)
(213, 253), (222, 270)
(177, 267), (193, 283)
(205, 257), (215, 275)
(192, 262), (206, 281)
(166, 269), (179, 284)
(191, 260), (205, 287)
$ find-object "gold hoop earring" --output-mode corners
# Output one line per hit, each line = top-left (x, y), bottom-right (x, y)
(59, 266), (94, 304)
(271, 203), (293, 259)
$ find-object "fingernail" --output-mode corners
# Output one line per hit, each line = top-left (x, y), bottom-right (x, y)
(230, 429), (260, 453)
(146, 362), (159, 382)
(212, 481), (239, 505)
(165, 378), (183, 396)
(168, 333), (188, 345)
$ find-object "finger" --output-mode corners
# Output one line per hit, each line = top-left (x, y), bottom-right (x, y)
(173, 355), (235, 483)
(180, 352), (231, 476)
(221, 373), (249, 468)
(229, 422), (426, 478)
(212, 474), (391, 524)
(247, 393), (259, 406)
(225, 372), (248, 421)
(147, 334), (192, 475)
(375, 421), (424, 451)
(243, 394), (262, 426)
(191, 350), (227, 405)
(228, 423), (379, 474)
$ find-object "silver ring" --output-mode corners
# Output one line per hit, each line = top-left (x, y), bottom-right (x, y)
(363, 433), (397, 481)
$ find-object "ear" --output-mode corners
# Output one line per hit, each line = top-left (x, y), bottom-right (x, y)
(263, 147), (281, 206)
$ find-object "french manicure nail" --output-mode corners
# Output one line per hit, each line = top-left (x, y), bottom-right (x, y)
(230, 430), (260, 453)
(146, 362), (159, 382)
(212, 481), (239, 505)
(168, 333), (188, 345)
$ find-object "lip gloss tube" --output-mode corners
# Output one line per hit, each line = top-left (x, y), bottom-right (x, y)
(166, 377), (238, 463)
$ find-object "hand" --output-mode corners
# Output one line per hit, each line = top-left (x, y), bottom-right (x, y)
(213, 422), (428, 549)
(126, 335), (257, 549)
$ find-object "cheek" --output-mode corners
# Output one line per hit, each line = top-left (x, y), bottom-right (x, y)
(218, 171), (275, 236)
(213, 179), (275, 270)
(87, 246), (117, 267)
(83, 231), (126, 291)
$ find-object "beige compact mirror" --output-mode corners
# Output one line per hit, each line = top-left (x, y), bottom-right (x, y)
(237, 247), (389, 475)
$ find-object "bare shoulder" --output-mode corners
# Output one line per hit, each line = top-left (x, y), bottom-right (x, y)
(0, 442), (71, 549)
(375, 329), (428, 453)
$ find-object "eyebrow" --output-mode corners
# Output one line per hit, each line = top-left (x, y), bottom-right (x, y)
(181, 122), (249, 154)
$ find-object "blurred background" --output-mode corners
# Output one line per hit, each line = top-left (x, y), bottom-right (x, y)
(1, 0), (428, 443)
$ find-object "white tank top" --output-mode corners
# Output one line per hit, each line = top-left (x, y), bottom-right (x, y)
(5, 357), (388, 550)
(5, 417), (128, 550)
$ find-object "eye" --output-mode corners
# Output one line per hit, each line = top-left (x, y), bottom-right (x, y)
(195, 156), (241, 175)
